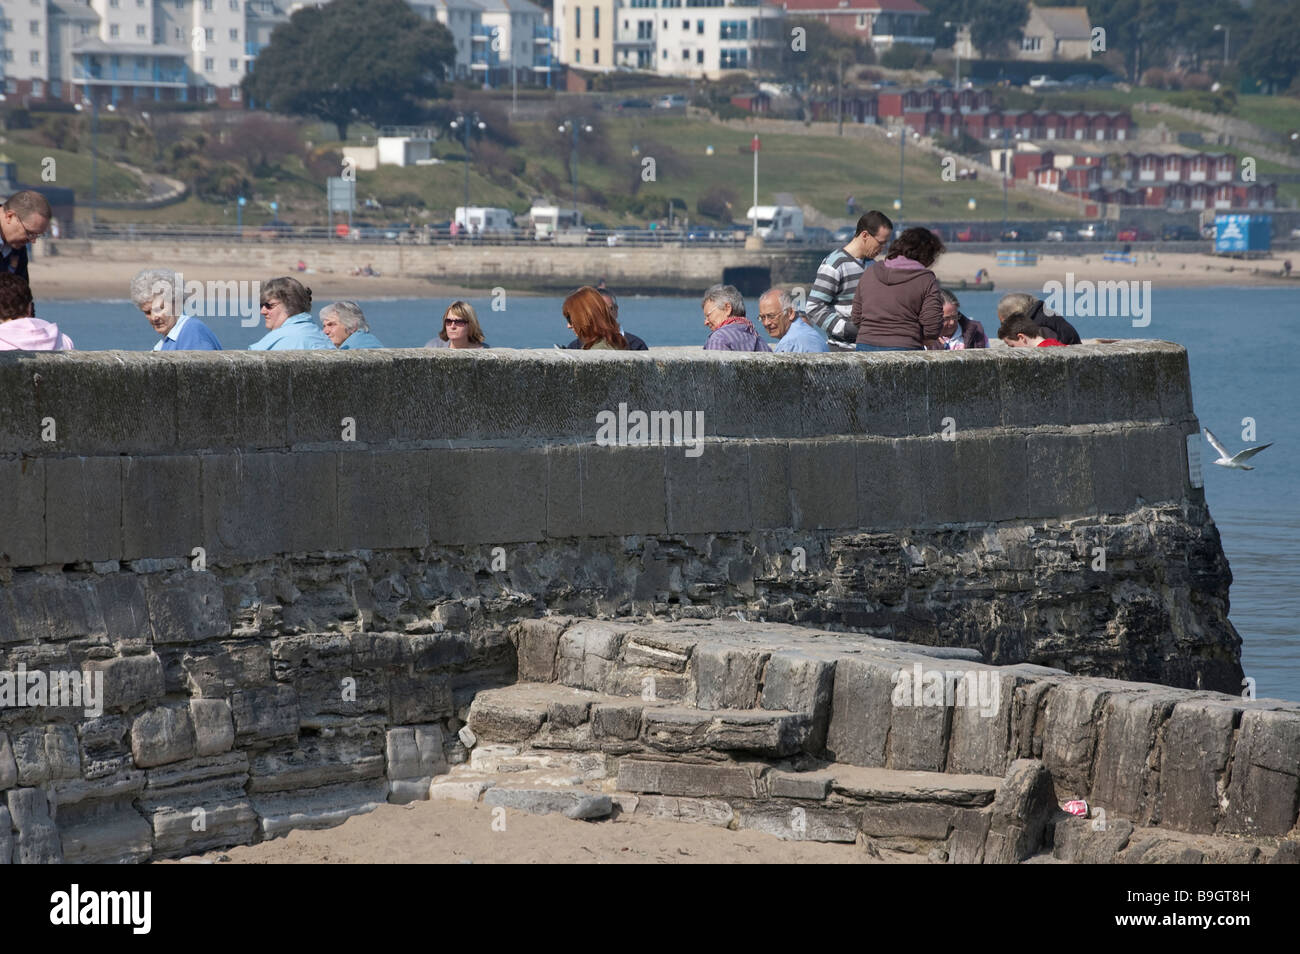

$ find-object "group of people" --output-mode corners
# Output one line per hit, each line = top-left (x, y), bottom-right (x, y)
(0, 189), (1079, 355)
(695, 210), (1081, 355)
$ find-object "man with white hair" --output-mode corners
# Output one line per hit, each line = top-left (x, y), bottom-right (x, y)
(321, 300), (384, 349)
(758, 288), (828, 353)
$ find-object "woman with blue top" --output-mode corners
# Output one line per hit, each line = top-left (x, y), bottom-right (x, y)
(249, 276), (333, 350)
(132, 268), (223, 351)
(321, 301), (384, 349)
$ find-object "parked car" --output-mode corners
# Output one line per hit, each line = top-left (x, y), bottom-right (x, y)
(654, 94), (687, 109)
(1045, 228), (1066, 242)
(1076, 224), (1101, 240)
(957, 226), (994, 242)
(1117, 227), (1153, 242)
(1063, 74), (1095, 88)
(617, 98), (653, 111)
(1000, 228), (1026, 242)
(1028, 74), (1061, 89)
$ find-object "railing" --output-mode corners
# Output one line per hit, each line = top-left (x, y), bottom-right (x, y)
(73, 64), (188, 83)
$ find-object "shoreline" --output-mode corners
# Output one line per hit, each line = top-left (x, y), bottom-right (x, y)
(30, 249), (1295, 301)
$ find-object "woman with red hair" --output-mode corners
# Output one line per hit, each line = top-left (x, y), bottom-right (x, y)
(563, 285), (627, 350)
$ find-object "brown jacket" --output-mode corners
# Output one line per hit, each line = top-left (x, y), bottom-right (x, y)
(851, 257), (944, 348)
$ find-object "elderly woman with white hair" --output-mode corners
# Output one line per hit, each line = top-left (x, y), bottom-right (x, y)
(320, 300), (384, 349)
(131, 267), (223, 351)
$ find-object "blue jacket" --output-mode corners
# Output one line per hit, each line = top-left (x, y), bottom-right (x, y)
(153, 314), (223, 351)
(773, 318), (829, 353)
(340, 329), (384, 349)
(248, 312), (334, 351)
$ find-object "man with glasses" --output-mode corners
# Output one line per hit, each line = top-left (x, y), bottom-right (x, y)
(804, 209), (893, 352)
(758, 287), (827, 353)
(0, 191), (53, 286)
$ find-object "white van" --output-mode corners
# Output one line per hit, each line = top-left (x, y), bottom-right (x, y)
(454, 206), (515, 234)
(529, 205), (584, 240)
(745, 205), (805, 241)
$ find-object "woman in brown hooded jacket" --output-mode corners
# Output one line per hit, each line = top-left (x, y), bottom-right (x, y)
(850, 227), (947, 350)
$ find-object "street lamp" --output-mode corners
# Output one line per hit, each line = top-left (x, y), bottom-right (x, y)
(944, 20), (969, 89)
(75, 96), (99, 228)
(886, 127), (915, 230)
(1213, 24), (1229, 69)
(450, 111), (486, 235)
(558, 118), (593, 220)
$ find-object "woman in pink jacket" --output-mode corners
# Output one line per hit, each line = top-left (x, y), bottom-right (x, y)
(0, 273), (73, 350)
(850, 227), (946, 351)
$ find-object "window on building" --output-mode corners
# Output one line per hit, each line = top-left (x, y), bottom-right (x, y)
(662, 48), (666, 58)
(109, 0), (118, 6)
(719, 20), (746, 39)
(2, 19), (11, 29)
(4, 78), (13, 91)
(575, 8), (580, 38)
(574, 48), (579, 61)
(109, 24), (119, 36)
(230, 84), (241, 100)
(205, 56), (214, 70)
(695, 48), (702, 62)
(593, 6), (599, 38)
(51, 79), (62, 97)
(205, 27), (214, 40)
(30, 50), (40, 63)
(175, 27), (183, 39)
(33, 79), (43, 96)
(856, 13), (866, 28)
(83, 24), (92, 35)
(681, 48), (687, 59)
(719, 48), (746, 68)
(230, 58), (238, 70)
(696, 19), (703, 33)
(29, 19), (39, 34)
(2, 50), (12, 63)
(205, 85), (216, 102)
(230, 0), (240, 9)
(203, 0), (213, 9)
(681, 18), (687, 28)
(229, 28), (238, 40)
(1020, 36), (1041, 52)
(175, 0), (183, 9)
(636, 19), (651, 39)
(137, 24), (146, 36)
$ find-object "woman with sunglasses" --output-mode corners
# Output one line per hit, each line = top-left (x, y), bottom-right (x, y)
(425, 301), (489, 349)
(248, 276), (333, 350)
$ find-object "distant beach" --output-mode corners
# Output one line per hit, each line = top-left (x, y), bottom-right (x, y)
(30, 248), (1294, 302)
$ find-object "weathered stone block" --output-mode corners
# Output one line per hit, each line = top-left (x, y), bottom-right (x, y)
(747, 441), (791, 530)
(617, 758), (761, 798)
(547, 700), (591, 729)
(1089, 691), (1181, 824)
(982, 759), (1058, 864)
(248, 733), (386, 793)
(1052, 816), (1135, 864)
(85, 653), (165, 712)
(1222, 709), (1300, 836)
(7, 786), (63, 863)
(513, 617), (569, 682)
(190, 699), (235, 757)
(1038, 683), (1108, 799)
(181, 644), (271, 696)
(860, 803), (963, 841)
(231, 685), (299, 745)
(632, 794), (734, 826)
(45, 456), (123, 564)
(12, 724), (81, 785)
(738, 804), (859, 843)
(131, 705), (198, 768)
(693, 645), (766, 710)
(388, 673), (454, 724)
(121, 456), (203, 560)
(145, 571), (230, 644)
(55, 796), (153, 864)
(0, 457), (45, 567)
(467, 694), (547, 742)
(665, 442), (752, 533)
(591, 703), (642, 741)
(1156, 700), (1238, 834)
(0, 732), (15, 790)
(825, 656), (898, 767)
(769, 769), (832, 800)
(789, 440), (857, 530)
(337, 450), (432, 550)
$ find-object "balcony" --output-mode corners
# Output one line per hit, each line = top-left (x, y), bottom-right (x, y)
(73, 62), (189, 85)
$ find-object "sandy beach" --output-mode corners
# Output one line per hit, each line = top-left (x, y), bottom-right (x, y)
(28, 248), (1294, 301)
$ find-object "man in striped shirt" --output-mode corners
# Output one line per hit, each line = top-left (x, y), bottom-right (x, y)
(804, 211), (893, 351)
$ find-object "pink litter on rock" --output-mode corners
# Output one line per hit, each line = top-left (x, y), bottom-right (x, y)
(1062, 800), (1089, 817)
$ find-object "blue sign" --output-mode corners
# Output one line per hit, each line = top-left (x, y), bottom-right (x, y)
(1215, 214), (1271, 253)
(238, 196), (246, 206)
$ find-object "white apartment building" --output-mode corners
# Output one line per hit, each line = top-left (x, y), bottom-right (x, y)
(0, 0), (553, 107)
(555, 0), (782, 78)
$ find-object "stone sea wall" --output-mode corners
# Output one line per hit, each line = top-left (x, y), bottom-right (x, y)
(0, 343), (1254, 860)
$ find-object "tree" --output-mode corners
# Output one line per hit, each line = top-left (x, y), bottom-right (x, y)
(918, 0), (1030, 59)
(1238, 0), (1300, 92)
(243, 0), (455, 141)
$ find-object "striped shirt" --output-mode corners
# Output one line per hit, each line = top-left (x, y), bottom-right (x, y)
(805, 247), (871, 345)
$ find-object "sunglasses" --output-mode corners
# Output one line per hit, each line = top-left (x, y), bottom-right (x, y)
(260, 299), (280, 309)
(445, 317), (468, 326)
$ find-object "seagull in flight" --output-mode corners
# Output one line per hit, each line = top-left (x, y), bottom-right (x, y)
(1204, 428), (1274, 470)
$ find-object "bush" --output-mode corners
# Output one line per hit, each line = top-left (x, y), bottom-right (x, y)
(697, 184), (737, 220)
(711, 102), (749, 120)
(881, 43), (925, 70)
(1169, 88), (1236, 114)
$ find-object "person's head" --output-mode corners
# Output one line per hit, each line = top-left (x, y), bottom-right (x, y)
(939, 288), (960, 337)
(997, 292), (1037, 323)
(320, 300), (368, 347)
(600, 290), (619, 322)
(563, 285), (626, 349)
(0, 191), (52, 251)
(884, 226), (946, 267)
(758, 288), (795, 340)
(997, 312), (1046, 347)
(259, 276), (312, 331)
(849, 210), (894, 259)
(441, 300), (485, 347)
(701, 284), (744, 331)
(130, 267), (184, 338)
(0, 272), (34, 322)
